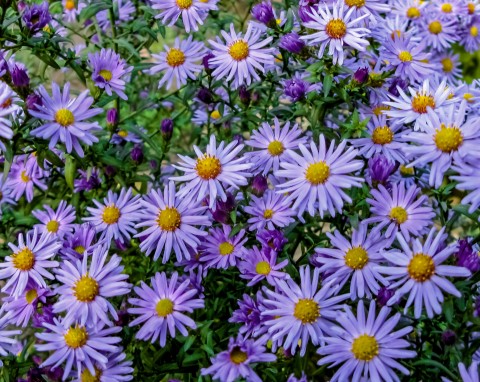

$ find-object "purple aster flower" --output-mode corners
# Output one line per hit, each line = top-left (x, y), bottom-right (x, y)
(344, 0), (391, 23)
(461, 20), (480, 52)
(282, 75), (314, 102)
(2, 282), (49, 327)
(7, 155), (48, 202)
(402, 101), (480, 188)
(275, 135), (364, 218)
(29, 82), (102, 157)
(88, 49), (133, 100)
(208, 23), (274, 89)
(455, 239), (480, 273)
(313, 224), (392, 300)
(301, 1), (370, 66)
(457, 362), (479, 382)
(11, 65), (29, 88)
(35, 319), (122, 380)
(128, 271), (204, 347)
(258, 229), (288, 254)
(135, 181), (211, 263)
(244, 190), (295, 231)
(420, 16), (459, 51)
(74, 168), (101, 192)
(210, 192), (236, 224)
(353, 66), (369, 83)
(298, 5), (316, 23)
(32, 303), (55, 328)
(261, 266), (349, 356)
(229, 292), (268, 338)
(433, 53), (462, 85)
(171, 135), (252, 210)
(60, 223), (96, 261)
(251, 2), (275, 26)
(73, 351), (133, 382)
(377, 227), (471, 318)
(0, 320), (21, 367)
(363, 183), (435, 241)
(84, 188), (142, 244)
(152, 0), (212, 33)
(246, 118), (306, 175)
(54, 244), (131, 327)
(238, 246), (289, 286)
(279, 32), (305, 54)
(199, 224), (247, 269)
(62, 0), (86, 22)
(201, 334), (276, 382)
(0, 229), (60, 297)
(367, 154), (397, 186)
(32, 201), (76, 238)
(318, 300), (416, 381)
(22, 1), (51, 32)
(110, 127), (145, 145)
(148, 36), (207, 90)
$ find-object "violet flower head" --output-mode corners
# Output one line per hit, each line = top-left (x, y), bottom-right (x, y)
(251, 1), (275, 26)
(251, 174), (268, 196)
(367, 154), (397, 186)
(211, 192), (236, 224)
(203, 52), (214, 71)
(298, 4), (315, 22)
(131, 145), (143, 163)
(353, 67), (369, 84)
(74, 168), (101, 192)
(11, 65), (29, 88)
(280, 32), (305, 54)
(238, 85), (251, 104)
(197, 87), (214, 104)
(26, 93), (42, 111)
(283, 77), (310, 102)
(455, 238), (480, 273)
(22, 2), (51, 32)
(161, 118), (173, 140)
(377, 286), (395, 307)
(258, 229), (288, 255)
(107, 108), (118, 127)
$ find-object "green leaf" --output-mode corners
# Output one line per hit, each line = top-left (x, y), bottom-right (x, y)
(443, 298), (454, 323)
(80, 2), (112, 20)
(64, 155), (76, 190)
(45, 150), (65, 168)
(323, 74), (333, 97)
(34, 52), (60, 69)
(412, 359), (457, 380)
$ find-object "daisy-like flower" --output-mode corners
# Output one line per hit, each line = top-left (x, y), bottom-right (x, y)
(402, 101), (480, 188)
(377, 227), (471, 318)
(3, 282), (49, 327)
(301, 1), (370, 66)
(201, 334), (276, 382)
(29, 82), (102, 157)
(433, 53), (462, 85)
(381, 36), (432, 83)
(148, 36), (206, 90)
(84, 188), (142, 244)
(135, 181), (211, 263)
(152, 0), (212, 33)
(432, 0), (465, 19)
(313, 224), (392, 300)
(87, 49), (133, 100)
(208, 23), (274, 89)
(73, 351), (133, 382)
(33, 200), (76, 238)
(0, 229), (60, 296)
(318, 300), (416, 381)
(350, 114), (406, 163)
(62, 0), (86, 22)
(238, 246), (289, 286)
(245, 118), (306, 175)
(7, 156), (47, 202)
(36, 319), (122, 380)
(384, 79), (454, 131)
(261, 266), (349, 356)
(229, 292), (269, 338)
(54, 244), (131, 327)
(244, 190), (295, 231)
(171, 135), (252, 209)
(199, 225), (247, 269)
(461, 20), (480, 53)
(392, 0), (426, 20)
(419, 16), (459, 51)
(60, 223), (97, 261)
(275, 135), (364, 218)
(343, 0), (390, 24)
(363, 183), (435, 241)
(128, 271), (204, 347)
(0, 320), (21, 367)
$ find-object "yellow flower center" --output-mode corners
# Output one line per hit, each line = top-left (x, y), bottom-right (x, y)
(46, 220), (59, 233)
(441, 3), (453, 12)
(21, 170), (30, 183)
(74, 245), (86, 254)
(373, 105), (390, 116)
(25, 289), (38, 304)
(195, 155), (222, 180)
(390, 30), (402, 39)
(65, 0), (75, 10)
(157, 207), (182, 231)
(371, 126), (394, 145)
(117, 130), (128, 138)
(441, 58), (453, 73)
(389, 206), (408, 224)
(102, 205), (121, 224)
(81, 367), (102, 382)
(229, 40), (249, 61)
(406, 7), (421, 18)
(255, 261), (271, 275)
(326, 19), (347, 39)
(267, 140), (285, 156)
(156, 298), (174, 317)
(263, 209), (274, 219)
(471, 26), (479, 37)
(12, 248), (35, 271)
(166, 48), (186, 67)
(43, 24), (52, 33)
(64, 326), (88, 348)
(55, 108), (75, 127)
(230, 347), (248, 364)
(305, 161), (330, 185)
(407, 253), (435, 282)
(294, 298), (320, 324)
(344, 246), (369, 270)
(400, 165), (414, 175)
(176, 0), (192, 9)
(210, 110), (221, 120)
(351, 334), (379, 361)
(219, 242), (234, 256)
(99, 69), (112, 81)
(429, 21), (443, 34)
(398, 51), (413, 62)
(276, 18), (282, 25)
(434, 124), (463, 153)
(345, 0), (365, 7)
(73, 275), (100, 302)
(411, 93), (435, 114)
(464, 92), (474, 102)
(468, 2), (475, 14)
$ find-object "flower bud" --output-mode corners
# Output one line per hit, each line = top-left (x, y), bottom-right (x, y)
(251, 2), (275, 26)
(239, 85), (251, 104)
(353, 67), (369, 84)
(106, 108), (118, 127)
(26, 93), (42, 111)
(441, 330), (456, 346)
(161, 118), (173, 141)
(197, 87), (214, 104)
(131, 145), (143, 163)
(203, 52), (214, 72)
(251, 175), (268, 196)
(279, 32), (305, 54)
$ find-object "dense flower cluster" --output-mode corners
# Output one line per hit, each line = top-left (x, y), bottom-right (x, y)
(0, 0), (480, 381)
